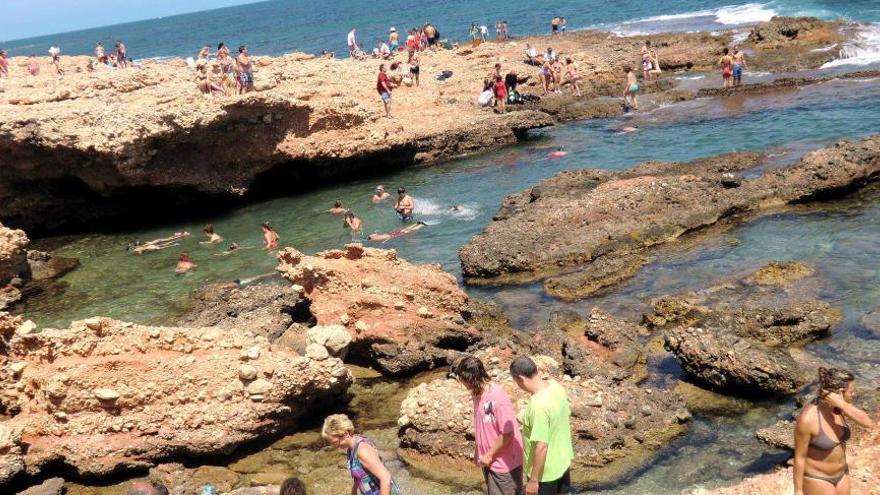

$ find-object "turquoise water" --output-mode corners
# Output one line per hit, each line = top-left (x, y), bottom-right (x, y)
(3, 0), (879, 60)
(21, 76), (880, 329)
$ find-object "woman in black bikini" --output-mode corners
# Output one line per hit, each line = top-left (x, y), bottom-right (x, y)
(794, 367), (876, 495)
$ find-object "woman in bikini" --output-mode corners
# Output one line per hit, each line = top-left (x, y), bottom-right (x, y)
(322, 414), (401, 495)
(565, 58), (582, 97)
(262, 222), (279, 250)
(794, 367), (876, 495)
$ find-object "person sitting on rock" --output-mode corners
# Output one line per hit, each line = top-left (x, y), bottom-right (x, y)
(175, 251), (197, 274)
(280, 477), (307, 495)
(328, 200), (347, 215)
(524, 43), (538, 66)
(322, 414), (402, 495)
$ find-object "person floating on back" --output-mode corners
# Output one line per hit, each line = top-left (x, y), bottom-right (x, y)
(453, 356), (525, 495)
(510, 356), (574, 495)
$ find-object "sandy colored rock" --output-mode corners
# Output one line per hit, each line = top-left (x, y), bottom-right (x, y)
(0, 224), (29, 295)
(399, 350), (690, 487)
(692, 430), (879, 495)
(756, 420), (796, 451)
(0, 19), (856, 234)
(0, 316), (352, 487)
(307, 324), (352, 356)
(461, 136), (880, 284)
(14, 477), (65, 495)
(277, 244), (480, 375)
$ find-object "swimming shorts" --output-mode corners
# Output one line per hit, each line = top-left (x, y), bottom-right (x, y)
(380, 92), (392, 104)
(642, 59), (652, 71)
(733, 63), (743, 79)
(427, 36), (438, 46)
(552, 25), (559, 33)
(239, 71), (254, 85)
(722, 67), (732, 77)
(410, 65), (420, 75)
(397, 212), (414, 221)
(630, 84), (639, 92)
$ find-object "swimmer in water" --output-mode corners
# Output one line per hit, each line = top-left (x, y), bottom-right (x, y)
(395, 187), (415, 221)
(262, 222), (279, 251)
(449, 205), (464, 212)
(372, 185), (391, 203)
(128, 231), (191, 254)
(367, 222), (426, 243)
(200, 224), (223, 245)
(344, 211), (363, 232)
(548, 147), (568, 158)
(616, 125), (639, 134)
(175, 251), (197, 274)
(213, 242), (254, 256)
(327, 200), (347, 215)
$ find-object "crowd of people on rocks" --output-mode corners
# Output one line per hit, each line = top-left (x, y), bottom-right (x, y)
(121, 360), (874, 495)
(192, 42), (255, 95)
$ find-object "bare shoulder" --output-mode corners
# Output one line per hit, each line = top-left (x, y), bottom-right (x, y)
(796, 404), (819, 431)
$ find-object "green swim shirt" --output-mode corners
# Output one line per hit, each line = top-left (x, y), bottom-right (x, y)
(519, 380), (574, 482)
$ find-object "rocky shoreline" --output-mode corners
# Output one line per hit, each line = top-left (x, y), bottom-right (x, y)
(0, 16), (862, 235)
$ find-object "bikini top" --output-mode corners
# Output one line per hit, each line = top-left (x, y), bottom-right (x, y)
(810, 406), (850, 451)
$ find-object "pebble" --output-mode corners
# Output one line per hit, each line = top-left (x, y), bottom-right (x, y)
(84, 318), (102, 331)
(18, 320), (37, 335)
(247, 379), (273, 396)
(239, 365), (258, 381)
(94, 388), (120, 401)
(305, 343), (329, 361)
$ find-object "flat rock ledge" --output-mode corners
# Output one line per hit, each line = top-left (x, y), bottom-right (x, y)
(0, 313), (353, 487)
(460, 136), (880, 285)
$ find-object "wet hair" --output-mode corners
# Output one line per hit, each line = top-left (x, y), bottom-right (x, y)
(623, 65), (632, 73)
(239, 45), (246, 53)
(452, 356), (490, 394)
(203, 224), (214, 234)
(723, 47), (729, 55)
(321, 413), (355, 439)
(344, 211), (355, 220)
(334, 200), (342, 208)
(509, 356), (539, 379)
(280, 478), (307, 495)
(262, 222), (273, 231)
(179, 251), (190, 261)
(228, 243), (239, 251)
(397, 187), (406, 194)
(817, 367), (854, 396)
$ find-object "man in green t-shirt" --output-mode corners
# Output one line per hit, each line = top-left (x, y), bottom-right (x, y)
(510, 356), (574, 495)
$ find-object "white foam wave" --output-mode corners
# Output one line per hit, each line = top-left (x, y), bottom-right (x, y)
(821, 23), (880, 68)
(412, 198), (480, 221)
(715, 3), (776, 25)
(674, 75), (706, 80)
(605, 2), (778, 36)
(412, 197), (444, 216)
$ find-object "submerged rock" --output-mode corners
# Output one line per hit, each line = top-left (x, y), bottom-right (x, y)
(543, 254), (647, 301)
(664, 327), (805, 396)
(276, 244), (480, 376)
(24, 250), (79, 281)
(460, 136), (880, 284)
(0, 316), (353, 487)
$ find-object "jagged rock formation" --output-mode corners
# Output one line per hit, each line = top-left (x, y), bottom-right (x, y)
(276, 244), (480, 375)
(398, 350), (690, 487)
(460, 136), (880, 285)
(0, 315), (352, 486)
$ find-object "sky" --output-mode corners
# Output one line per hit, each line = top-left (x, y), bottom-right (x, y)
(2, 0), (263, 42)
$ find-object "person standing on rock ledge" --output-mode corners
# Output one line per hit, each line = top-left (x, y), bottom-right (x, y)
(793, 367), (876, 495)
(322, 414), (402, 495)
(453, 356), (525, 495)
(237, 45), (254, 94)
(510, 356), (574, 495)
(377, 64), (394, 118)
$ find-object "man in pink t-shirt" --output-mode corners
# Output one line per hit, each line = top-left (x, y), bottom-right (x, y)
(453, 356), (525, 495)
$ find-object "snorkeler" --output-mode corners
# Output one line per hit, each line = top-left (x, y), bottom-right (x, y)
(367, 222), (426, 243)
